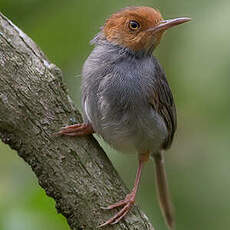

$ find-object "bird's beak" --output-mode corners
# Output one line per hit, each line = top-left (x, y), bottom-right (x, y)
(147, 17), (191, 34)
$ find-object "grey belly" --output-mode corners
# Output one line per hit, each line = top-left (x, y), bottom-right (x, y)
(85, 99), (168, 154)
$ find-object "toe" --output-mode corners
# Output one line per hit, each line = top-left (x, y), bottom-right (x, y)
(98, 203), (131, 227)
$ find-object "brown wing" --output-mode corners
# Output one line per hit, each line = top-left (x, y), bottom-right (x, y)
(150, 61), (177, 149)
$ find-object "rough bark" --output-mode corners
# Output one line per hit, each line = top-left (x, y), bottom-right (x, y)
(0, 12), (154, 230)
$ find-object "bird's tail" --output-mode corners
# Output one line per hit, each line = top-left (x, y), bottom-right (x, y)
(153, 152), (174, 230)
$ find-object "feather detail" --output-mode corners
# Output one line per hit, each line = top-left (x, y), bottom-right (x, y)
(150, 61), (177, 149)
(153, 152), (174, 230)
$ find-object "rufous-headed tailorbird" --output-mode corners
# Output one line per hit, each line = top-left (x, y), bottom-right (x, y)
(57, 6), (191, 229)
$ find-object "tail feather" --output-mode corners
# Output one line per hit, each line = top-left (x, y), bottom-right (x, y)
(153, 152), (174, 230)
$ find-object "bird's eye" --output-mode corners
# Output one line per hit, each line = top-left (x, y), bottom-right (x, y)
(129, 20), (140, 31)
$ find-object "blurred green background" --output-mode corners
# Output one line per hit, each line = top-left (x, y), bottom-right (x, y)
(1, 0), (230, 229)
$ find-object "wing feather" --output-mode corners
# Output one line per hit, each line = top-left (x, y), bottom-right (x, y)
(150, 61), (177, 149)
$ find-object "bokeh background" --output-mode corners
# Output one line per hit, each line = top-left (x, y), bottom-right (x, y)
(1, 0), (230, 229)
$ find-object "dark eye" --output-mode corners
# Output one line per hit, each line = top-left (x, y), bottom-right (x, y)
(129, 20), (140, 31)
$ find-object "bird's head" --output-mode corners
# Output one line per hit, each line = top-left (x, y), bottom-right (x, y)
(103, 6), (191, 53)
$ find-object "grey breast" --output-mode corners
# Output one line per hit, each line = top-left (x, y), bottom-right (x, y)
(81, 40), (168, 154)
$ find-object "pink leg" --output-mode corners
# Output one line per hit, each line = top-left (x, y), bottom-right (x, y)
(98, 158), (145, 227)
(56, 123), (94, 136)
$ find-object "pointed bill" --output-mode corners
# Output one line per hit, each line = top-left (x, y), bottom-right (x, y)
(147, 17), (191, 33)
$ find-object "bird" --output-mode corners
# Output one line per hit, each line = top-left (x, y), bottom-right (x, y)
(57, 6), (191, 229)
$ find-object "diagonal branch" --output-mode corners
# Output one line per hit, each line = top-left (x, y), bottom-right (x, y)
(0, 12), (154, 230)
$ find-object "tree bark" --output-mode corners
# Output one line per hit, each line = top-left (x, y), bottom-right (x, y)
(0, 12), (154, 230)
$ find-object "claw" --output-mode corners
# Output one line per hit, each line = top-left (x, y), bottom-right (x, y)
(55, 123), (94, 136)
(101, 198), (127, 210)
(98, 159), (145, 227)
(98, 194), (135, 228)
(98, 203), (132, 228)
(111, 208), (130, 225)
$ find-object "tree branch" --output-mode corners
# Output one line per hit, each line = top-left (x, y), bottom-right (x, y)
(0, 12), (154, 230)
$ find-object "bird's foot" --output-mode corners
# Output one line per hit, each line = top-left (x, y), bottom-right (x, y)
(56, 123), (94, 136)
(98, 192), (135, 227)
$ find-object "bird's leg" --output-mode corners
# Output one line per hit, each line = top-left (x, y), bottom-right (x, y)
(98, 153), (149, 227)
(56, 123), (94, 136)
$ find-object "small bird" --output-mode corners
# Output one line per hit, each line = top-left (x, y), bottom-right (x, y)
(58, 6), (191, 229)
